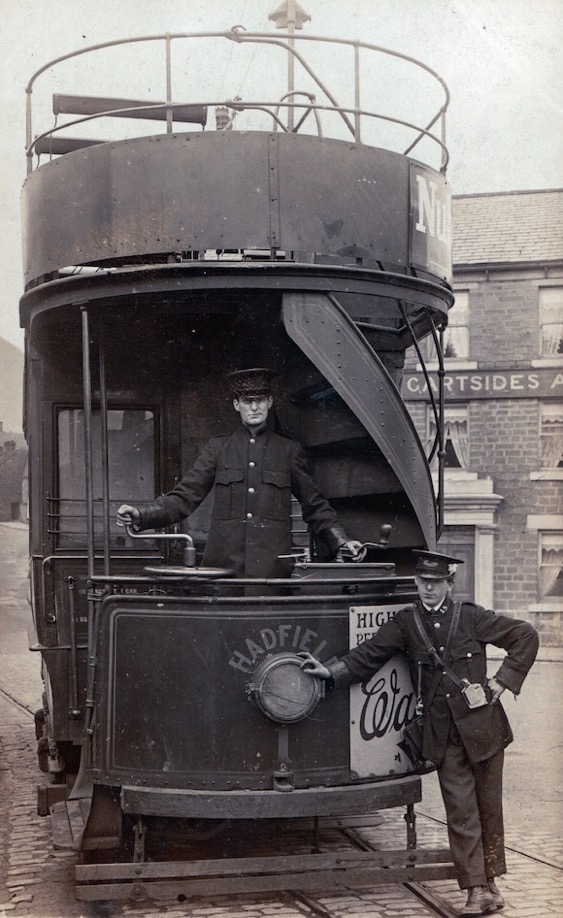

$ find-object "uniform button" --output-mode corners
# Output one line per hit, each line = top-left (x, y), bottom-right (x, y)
(249, 438), (256, 444)
(434, 621), (441, 629)
(467, 652), (472, 658)
(246, 512), (253, 519)
(249, 461), (255, 468)
(248, 487), (255, 494)
(446, 693), (451, 698)
(439, 646), (445, 652)
(442, 671), (447, 676)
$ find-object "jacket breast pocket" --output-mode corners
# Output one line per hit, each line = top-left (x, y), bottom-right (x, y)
(262, 469), (291, 521)
(452, 640), (487, 685)
(213, 468), (245, 520)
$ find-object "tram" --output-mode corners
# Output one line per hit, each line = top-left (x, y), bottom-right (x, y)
(21, 3), (455, 901)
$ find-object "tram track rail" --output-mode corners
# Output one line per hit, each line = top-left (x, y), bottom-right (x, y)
(0, 684), (36, 718)
(279, 879), (458, 918)
(418, 809), (563, 872)
(333, 825), (459, 917)
(1, 676), (561, 916)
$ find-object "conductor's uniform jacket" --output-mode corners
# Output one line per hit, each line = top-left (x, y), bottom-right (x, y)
(327, 599), (538, 887)
(328, 599), (538, 766)
(137, 424), (348, 578)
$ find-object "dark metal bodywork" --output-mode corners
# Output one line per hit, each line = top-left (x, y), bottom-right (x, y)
(21, 132), (450, 287)
(21, 25), (455, 897)
(97, 593), (411, 798)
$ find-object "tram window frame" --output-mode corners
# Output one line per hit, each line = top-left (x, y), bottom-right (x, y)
(54, 406), (157, 549)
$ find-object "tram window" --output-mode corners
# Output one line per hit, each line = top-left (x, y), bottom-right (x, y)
(539, 533), (563, 600)
(56, 408), (155, 547)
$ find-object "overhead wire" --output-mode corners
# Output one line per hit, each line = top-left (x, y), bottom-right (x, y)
(216, 1), (273, 131)
(218, 0), (253, 99)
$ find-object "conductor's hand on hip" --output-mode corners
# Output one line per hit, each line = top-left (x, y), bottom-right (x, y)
(487, 676), (506, 704)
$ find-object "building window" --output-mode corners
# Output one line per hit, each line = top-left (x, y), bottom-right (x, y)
(421, 290), (469, 362)
(539, 533), (563, 600)
(443, 290), (469, 359)
(427, 405), (469, 469)
(540, 403), (563, 469)
(539, 287), (563, 357)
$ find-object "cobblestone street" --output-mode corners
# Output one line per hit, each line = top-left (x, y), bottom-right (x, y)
(0, 703), (562, 918)
(2, 0), (563, 913)
(1, 522), (562, 917)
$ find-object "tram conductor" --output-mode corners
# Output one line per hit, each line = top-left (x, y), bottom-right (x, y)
(117, 368), (365, 577)
(300, 550), (539, 918)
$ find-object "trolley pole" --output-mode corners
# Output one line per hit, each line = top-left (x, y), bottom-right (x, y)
(269, 0), (311, 131)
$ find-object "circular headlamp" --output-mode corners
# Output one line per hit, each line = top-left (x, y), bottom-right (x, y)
(248, 652), (324, 723)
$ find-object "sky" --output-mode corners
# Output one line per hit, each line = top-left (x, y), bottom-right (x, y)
(1, 0), (561, 352)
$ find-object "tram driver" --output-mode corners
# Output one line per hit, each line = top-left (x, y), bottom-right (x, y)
(300, 550), (539, 918)
(117, 367), (365, 578)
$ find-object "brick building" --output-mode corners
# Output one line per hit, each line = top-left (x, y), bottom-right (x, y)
(0, 436), (28, 522)
(404, 188), (563, 646)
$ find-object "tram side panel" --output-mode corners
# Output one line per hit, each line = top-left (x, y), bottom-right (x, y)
(26, 310), (184, 783)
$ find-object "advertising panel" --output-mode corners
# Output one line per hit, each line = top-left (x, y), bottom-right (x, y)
(409, 163), (452, 281)
(349, 604), (418, 777)
(404, 366), (563, 400)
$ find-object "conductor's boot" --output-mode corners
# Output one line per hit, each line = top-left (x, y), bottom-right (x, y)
(487, 878), (505, 909)
(458, 885), (497, 916)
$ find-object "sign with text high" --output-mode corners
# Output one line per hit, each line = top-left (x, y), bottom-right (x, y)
(349, 604), (419, 778)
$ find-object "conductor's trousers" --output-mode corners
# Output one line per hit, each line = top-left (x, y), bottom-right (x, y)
(438, 739), (506, 889)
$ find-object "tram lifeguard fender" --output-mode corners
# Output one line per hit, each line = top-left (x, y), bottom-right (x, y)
(21, 131), (451, 286)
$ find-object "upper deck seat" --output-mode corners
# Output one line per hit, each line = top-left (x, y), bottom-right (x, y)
(35, 94), (208, 156)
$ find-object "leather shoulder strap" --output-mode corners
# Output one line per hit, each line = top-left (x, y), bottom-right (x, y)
(446, 601), (462, 653)
(413, 601), (465, 689)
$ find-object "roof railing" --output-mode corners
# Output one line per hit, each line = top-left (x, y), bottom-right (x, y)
(26, 29), (449, 174)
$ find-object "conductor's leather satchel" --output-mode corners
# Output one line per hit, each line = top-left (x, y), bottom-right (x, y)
(402, 713), (425, 767)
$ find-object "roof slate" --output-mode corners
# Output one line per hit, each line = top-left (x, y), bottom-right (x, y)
(452, 189), (563, 266)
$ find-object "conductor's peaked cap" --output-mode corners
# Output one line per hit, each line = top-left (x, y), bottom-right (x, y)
(413, 550), (464, 578)
(227, 368), (277, 397)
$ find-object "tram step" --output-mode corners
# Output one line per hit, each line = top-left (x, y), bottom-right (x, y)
(37, 782), (69, 817)
(50, 798), (90, 851)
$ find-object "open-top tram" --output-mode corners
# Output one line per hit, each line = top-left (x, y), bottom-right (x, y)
(21, 5), (457, 901)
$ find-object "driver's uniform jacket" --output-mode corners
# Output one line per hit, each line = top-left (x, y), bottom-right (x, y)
(136, 423), (348, 578)
(328, 599), (538, 766)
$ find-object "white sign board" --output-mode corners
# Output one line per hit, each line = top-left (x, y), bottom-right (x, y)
(349, 604), (418, 778)
(409, 164), (452, 281)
